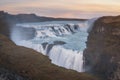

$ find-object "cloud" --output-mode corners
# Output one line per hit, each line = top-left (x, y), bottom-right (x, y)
(0, 0), (120, 18)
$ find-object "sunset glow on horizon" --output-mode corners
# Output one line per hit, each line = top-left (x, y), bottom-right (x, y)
(0, 0), (120, 19)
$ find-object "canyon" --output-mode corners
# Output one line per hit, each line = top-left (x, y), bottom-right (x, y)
(0, 11), (120, 80)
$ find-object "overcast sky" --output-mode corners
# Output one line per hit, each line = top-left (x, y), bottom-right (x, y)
(0, 0), (120, 19)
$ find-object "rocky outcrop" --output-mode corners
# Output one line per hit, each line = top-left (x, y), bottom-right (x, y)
(84, 16), (120, 80)
(0, 34), (98, 80)
(0, 68), (28, 80)
(0, 12), (10, 37)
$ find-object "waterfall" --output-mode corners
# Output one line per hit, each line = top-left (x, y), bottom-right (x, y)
(49, 46), (83, 71)
(11, 21), (92, 72)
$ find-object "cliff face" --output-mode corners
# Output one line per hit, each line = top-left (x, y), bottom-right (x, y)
(84, 16), (120, 80)
(0, 12), (10, 37)
(0, 34), (98, 80)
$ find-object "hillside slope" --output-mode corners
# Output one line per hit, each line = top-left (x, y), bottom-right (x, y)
(0, 34), (98, 80)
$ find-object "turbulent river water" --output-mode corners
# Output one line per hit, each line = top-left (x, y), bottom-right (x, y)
(11, 20), (94, 72)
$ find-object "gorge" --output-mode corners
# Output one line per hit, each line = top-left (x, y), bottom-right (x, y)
(0, 11), (120, 80)
(11, 20), (92, 72)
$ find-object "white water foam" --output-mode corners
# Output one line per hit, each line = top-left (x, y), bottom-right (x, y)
(49, 46), (84, 71)
(11, 20), (94, 72)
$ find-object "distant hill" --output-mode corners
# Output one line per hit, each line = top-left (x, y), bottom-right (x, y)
(0, 11), (86, 38)
(0, 11), (86, 23)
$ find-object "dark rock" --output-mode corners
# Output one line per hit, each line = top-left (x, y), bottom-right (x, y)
(53, 41), (66, 45)
(42, 42), (48, 49)
(84, 15), (120, 80)
(0, 12), (10, 37)
(46, 44), (54, 55)
(65, 24), (74, 33)
(73, 24), (79, 30)
(0, 68), (29, 80)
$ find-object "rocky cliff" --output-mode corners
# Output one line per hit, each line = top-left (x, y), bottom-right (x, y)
(0, 34), (98, 80)
(0, 68), (28, 80)
(84, 16), (120, 80)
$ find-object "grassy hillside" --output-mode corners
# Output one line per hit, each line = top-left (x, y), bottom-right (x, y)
(0, 34), (99, 80)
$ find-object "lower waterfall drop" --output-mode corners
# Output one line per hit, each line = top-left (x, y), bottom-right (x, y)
(49, 46), (84, 72)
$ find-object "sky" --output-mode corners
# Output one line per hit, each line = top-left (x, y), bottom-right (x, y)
(0, 0), (120, 19)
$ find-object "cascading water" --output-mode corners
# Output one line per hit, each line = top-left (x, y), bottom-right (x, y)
(11, 21), (93, 72)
